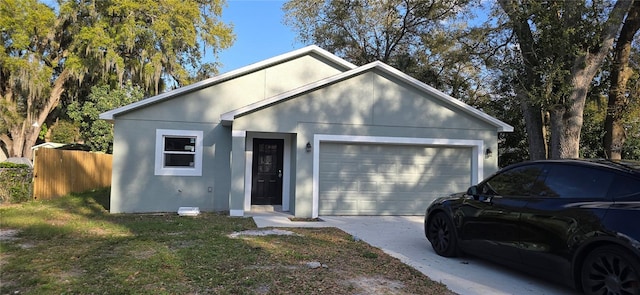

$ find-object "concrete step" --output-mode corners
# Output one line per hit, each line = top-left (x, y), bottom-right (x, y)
(251, 205), (283, 212)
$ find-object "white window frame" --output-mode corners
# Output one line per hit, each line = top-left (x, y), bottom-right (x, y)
(155, 129), (203, 176)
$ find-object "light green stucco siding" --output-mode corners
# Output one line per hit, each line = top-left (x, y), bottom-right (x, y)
(233, 70), (499, 217)
(108, 53), (504, 216)
(110, 120), (230, 213)
(109, 54), (347, 213)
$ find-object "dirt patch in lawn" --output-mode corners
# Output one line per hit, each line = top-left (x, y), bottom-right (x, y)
(228, 227), (455, 295)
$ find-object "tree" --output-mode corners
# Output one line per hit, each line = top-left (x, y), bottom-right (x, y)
(496, 0), (633, 159)
(283, 0), (486, 99)
(580, 89), (640, 160)
(605, 0), (640, 159)
(49, 120), (80, 144)
(68, 83), (144, 153)
(1, 0), (56, 159)
(0, 0), (234, 158)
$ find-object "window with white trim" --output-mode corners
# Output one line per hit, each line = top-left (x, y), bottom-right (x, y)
(155, 129), (203, 176)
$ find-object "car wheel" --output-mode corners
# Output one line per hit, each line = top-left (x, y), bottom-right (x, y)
(581, 245), (640, 295)
(427, 212), (458, 257)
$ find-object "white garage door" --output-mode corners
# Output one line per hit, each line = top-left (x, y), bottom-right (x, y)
(318, 143), (471, 215)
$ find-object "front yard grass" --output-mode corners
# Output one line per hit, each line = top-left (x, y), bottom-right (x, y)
(0, 189), (453, 294)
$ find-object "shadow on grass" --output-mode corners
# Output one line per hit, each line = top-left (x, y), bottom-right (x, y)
(0, 190), (453, 295)
(89, 187), (110, 211)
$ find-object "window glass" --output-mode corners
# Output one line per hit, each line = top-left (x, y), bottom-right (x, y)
(480, 164), (544, 197)
(164, 137), (196, 152)
(163, 136), (196, 167)
(155, 129), (203, 176)
(164, 153), (194, 167)
(608, 175), (640, 199)
(539, 164), (614, 199)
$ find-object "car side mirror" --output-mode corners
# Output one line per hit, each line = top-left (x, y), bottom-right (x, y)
(467, 185), (479, 196)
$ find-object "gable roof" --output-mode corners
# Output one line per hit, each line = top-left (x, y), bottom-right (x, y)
(221, 61), (514, 132)
(99, 45), (357, 121)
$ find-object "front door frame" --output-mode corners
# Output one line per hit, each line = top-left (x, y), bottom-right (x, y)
(244, 133), (291, 211)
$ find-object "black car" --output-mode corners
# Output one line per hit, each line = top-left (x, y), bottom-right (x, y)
(424, 159), (640, 295)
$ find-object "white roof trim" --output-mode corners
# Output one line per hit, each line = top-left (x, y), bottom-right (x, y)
(221, 61), (514, 132)
(99, 45), (358, 121)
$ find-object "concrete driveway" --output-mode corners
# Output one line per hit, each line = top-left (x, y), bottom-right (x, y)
(252, 213), (578, 295)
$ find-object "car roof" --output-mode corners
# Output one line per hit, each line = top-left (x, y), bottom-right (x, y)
(515, 159), (640, 177)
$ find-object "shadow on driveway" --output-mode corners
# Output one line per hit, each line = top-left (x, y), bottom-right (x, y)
(252, 213), (578, 295)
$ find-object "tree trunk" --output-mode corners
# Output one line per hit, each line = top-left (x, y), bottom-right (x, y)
(520, 100), (548, 159)
(8, 124), (37, 160)
(550, 75), (592, 159)
(8, 126), (25, 159)
(553, 0), (633, 159)
(549, 105), (564, 159)
(1, 137), (11, 157)
(2, 69), (69, 159)
(605, 0), (640, 160)
(604, 115), (627, 159)
(498, 0), (549, 160)
(549, 92), (587, 160)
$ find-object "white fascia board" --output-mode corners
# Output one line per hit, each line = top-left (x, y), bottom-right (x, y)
(99, 45), (357, 121)
(221, 61), (514, 133)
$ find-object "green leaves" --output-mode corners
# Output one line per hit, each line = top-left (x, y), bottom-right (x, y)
(60, 0), (233, 93)
(68, 83), (144, 153)
(283, 0), (480, 97)
(1, 0), (235, 157)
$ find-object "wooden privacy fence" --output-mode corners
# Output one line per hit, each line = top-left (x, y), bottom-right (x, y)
(33, 148), (112, 200)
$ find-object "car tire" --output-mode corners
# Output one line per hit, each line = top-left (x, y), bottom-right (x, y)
(581, 245), (640, 295)
(427, 212), (458, 257)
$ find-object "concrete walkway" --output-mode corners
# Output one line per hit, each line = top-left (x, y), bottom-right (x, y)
(250, 211), (578, 295)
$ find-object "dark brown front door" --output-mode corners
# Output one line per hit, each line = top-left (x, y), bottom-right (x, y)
(251, 139), (284, 205)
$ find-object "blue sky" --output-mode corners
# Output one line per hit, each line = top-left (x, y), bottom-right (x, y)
(215, 0), (304, 73)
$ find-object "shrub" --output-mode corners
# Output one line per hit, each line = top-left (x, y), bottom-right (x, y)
(50, 120), (80, 143)
(0, 162), (29, 168)
(0, 165), (33, 203)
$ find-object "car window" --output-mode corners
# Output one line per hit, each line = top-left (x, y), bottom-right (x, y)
(608, 175), (640, 199)
(480, 164), (544, 197)
(538, 164), (614, 199)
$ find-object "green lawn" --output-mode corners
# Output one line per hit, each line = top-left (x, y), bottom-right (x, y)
(0, 189), (452, 294)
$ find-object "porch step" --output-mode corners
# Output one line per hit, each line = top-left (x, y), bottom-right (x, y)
(251, 205), (283, 212)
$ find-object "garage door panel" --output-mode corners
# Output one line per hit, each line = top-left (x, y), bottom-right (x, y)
(319, 183), (339, 192)
(319, 142), (471, 215)
(318, 195), (442, 216)
(320, 199), (357, 214)
(340, 181), (359, 192)
(359, 182), (378, 191)
(360, 164), (378, 173)
(379, 182), (418, 192)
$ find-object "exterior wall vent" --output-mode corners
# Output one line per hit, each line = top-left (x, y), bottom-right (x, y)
(178, 207), (200, 216)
